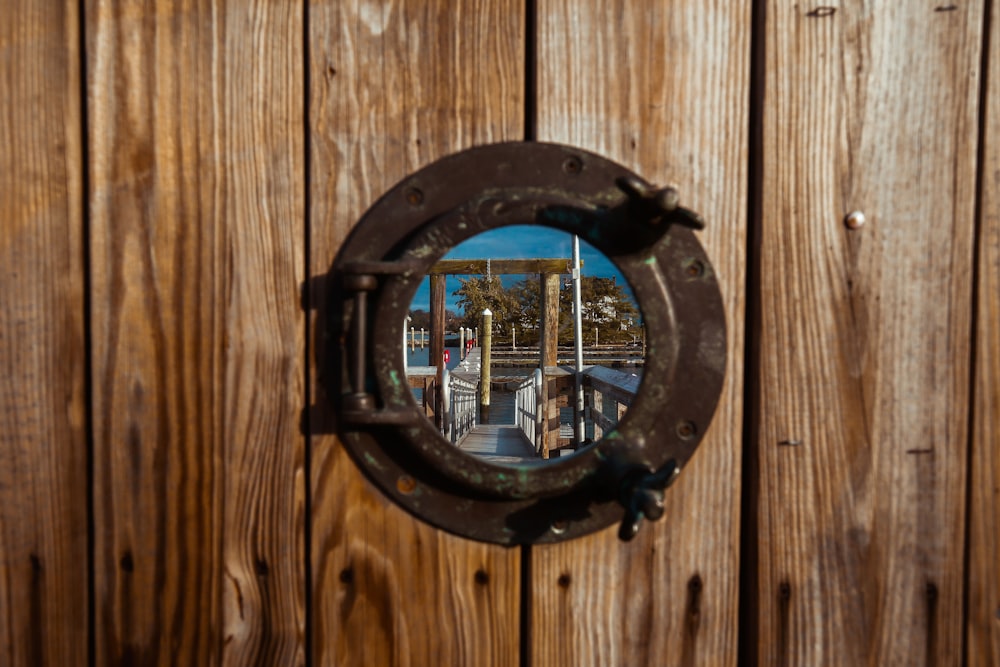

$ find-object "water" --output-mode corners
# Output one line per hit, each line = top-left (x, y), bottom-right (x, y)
(405, 346), (463, 371)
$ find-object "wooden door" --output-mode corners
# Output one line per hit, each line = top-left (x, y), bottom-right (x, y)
(2, 1), (998, 666)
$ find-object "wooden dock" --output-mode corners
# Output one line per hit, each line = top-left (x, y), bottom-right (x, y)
(452, 346), (483, 381)
(457, 424), (537, 464)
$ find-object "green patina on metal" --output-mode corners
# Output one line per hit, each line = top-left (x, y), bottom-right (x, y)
(541, 207), (585, 227)
(363, 451), (385, 472)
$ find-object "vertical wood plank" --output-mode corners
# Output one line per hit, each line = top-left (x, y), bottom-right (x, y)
(755, 3), (982, 664)
(968, 3), (1000, 664)
(0, 2), (87, 665)
(533, 2), (750, 665)
(88, 1), (305, 663)
(308, 1), (524, 665)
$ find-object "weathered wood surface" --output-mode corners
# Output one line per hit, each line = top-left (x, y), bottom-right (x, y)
(754, 3), (982, 665)
(532, 1), (750, 665)
(308, 1), (523, 664)
(88, 1), (305, 663)
(968, 4), (1000, 664)
(0, 2), (87, 665)
(538, 273), (561, 375)
(430, 258), (576, 275)
(459, 425), (536, 464)
(3, 2), (998, 664)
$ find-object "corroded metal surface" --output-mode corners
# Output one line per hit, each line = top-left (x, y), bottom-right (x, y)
(323, 142), (726, 544)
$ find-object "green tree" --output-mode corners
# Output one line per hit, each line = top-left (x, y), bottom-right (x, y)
(559, 276), (639, 345)
(453, 276), (519, 336)
(407, 308), (462, 331)
(452, 274), (640, 346)
(508, 277), (541, 345)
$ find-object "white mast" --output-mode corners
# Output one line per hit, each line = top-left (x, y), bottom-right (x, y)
(572, 235), (585, 447)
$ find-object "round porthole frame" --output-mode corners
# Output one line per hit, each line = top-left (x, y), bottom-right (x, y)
(322, 142), (726, 545)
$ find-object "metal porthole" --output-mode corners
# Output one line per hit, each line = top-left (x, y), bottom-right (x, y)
(322, 142), (726, 545)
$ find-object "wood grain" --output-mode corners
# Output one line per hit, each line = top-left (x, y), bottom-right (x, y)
(0, 2), (87, 665)
(968, 3), (1000, 664)
(755, 3), (982, 664)
(307, 1), (524, 664)
(532, 1), (750, 665)
(87, 1), (305, 663)
(430, 259), (577, 275)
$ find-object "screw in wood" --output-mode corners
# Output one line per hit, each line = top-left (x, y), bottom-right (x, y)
(405, 187), (424, 205)
(684, 259), (705, 278)
(676, 420), (697, 440)
(562, 156), (582, 174)
(396, 475), (417, 495)
(844, 210), (866, 230)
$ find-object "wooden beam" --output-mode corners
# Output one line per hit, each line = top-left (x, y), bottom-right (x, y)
(430, 258), (576, 275)
(537, 274), (562, 459)
(538, 273), (561, 369)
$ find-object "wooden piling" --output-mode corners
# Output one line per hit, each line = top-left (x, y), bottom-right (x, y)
(430, 274), (446, 429)
(539, 272), (560, 369)
(480, 309), (492, 423)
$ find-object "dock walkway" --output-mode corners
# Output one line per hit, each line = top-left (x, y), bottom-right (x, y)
(457, 424), (536, 464)
(452, 347), (482, 380)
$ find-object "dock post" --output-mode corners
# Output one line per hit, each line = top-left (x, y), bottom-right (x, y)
(404, 317), (410, 372)
(459, 326), (466, 359)
(430, 274), (446, 429)
(480, 309), (491, 423)
(539, 272), (560, 368)
(410, 327), (415, 352)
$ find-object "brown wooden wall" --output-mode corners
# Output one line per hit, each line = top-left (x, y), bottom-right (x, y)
(1, 1), (996, 665)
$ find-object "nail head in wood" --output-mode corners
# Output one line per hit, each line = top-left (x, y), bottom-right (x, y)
(844, 211), (866, 230)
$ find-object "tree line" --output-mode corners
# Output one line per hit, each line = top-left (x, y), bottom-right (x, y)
(448, 275), (640, 346)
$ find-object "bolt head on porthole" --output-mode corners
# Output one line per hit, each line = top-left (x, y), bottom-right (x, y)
(322, 142), (725, 545)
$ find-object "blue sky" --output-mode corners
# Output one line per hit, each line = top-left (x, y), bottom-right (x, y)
(409, 225), (630, 312)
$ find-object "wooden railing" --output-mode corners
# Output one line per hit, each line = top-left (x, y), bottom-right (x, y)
(582, 366), (640, 441)
(514, 369), (545, 454)
(489, 345), (644, 368)
(406, 366), (438, 421)
(442, 368), (478, 444)
(512, 366), (640, 456)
